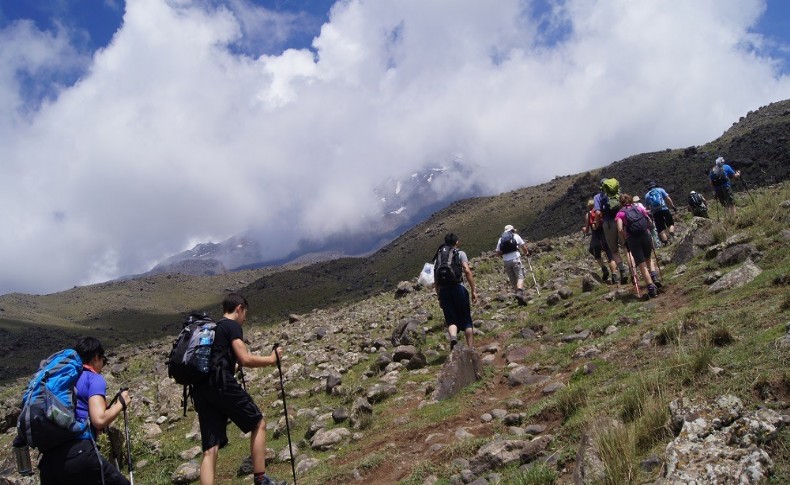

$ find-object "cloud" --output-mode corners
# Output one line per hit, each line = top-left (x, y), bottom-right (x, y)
(0, 0), (789, 294)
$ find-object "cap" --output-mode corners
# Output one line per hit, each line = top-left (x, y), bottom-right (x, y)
(715, 157), (724, 166)
(690, 190), (697, 194)
(504, 224), (515, 232)
(648, 180), (657, 189)
(632, 195), (640, 202)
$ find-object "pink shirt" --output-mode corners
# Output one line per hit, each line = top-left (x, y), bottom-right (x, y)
(615, 204), (651, 238)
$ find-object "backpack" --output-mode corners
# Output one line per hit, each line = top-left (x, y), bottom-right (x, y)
(688, 192), (705, 209)
(600, 178), (622, 215)
(434, 245), (463, 286)
(167, 313), (217, 386)
(624, 205), (650, 234)
(499, 231), (519, 253)
(17, 349), (89, 451)
(710, 166), (728, 186)
(645, 188), (664, 211)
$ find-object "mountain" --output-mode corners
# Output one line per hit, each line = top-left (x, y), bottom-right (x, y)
(142, 161), (484, 277)
(0, 99), (788, 381)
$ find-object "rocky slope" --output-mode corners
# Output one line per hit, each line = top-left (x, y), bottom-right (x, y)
(1, 181), (788, 484)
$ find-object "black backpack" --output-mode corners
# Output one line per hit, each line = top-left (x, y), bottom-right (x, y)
(167, 313), (216, 386)
(624, 206), (650, 234)
(434, 245), (463, 286)
(688, 192), (706, 209)
(499, 231), (519, 253)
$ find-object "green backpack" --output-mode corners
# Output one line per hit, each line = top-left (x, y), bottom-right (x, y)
(600, 178), (622, 215)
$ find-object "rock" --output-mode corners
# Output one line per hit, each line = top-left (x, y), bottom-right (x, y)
(332, 407), (349, 424)
(393, 345), (417, 361)
(664, 395), (784, 484)
(542, 382), (566, 395)
(505, 347), (532, 364)
(519, 328), (537, 340)
(171, 461), (201, 484)
(709, 260), (762, 293)
(372, 353), (392, 371)
(366, 383), (397, 403)
(142, 423), (162, 437)
(296, 457), (321, 475)
(672, 217), (715, 264)
(179, 446), (202, 460)
(558, 287), (573, 299)
(325, 371), (342, 393)
(288, 314), (301, 323)
(508, 367), (550, 387)
(391, 318), (426, 347)
(524, 424), (546, 435)
(503, 414), (523, 426)
(394, 281), (415, 298)
(704, 271), (723, 284)
(562, 329), (590, 342)
(582, 275), (599, 292)
(546, 292), (561, 306)
(406, 352), (428, 370)
(350, 397), (373, 429)
(310, 427), (351, 451)
(469, 435), (552, 474)
(432, 348), (483, 401)
(716, 243), (759, 266)
(573, 419), (620, 484)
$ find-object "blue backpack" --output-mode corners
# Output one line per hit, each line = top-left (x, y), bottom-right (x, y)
(17, 349), (89, 450)
(645, 189), (664, 211)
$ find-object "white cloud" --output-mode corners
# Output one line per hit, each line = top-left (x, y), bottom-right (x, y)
(0, 0), (789, 294)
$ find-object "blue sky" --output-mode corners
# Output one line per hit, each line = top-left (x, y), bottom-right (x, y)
(1, 0), (789, 295)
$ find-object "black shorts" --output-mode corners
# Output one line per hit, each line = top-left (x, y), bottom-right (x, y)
(626, 231), (653, 266)
(39, 439), (130, 485)
(652, 209), (674, 233)
(714, 186), (735, 206)
(588, 229), (612, 260)
(437, 284), (473, 331)
(193, 375), (263, 451)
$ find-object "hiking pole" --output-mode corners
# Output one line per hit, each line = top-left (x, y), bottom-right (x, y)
(273, 343), (297, 485)
(525, 253), (541, 296)
(624, 246), (641, 297)
(110, 387), (134, 484)
(740, 176), (756, 206)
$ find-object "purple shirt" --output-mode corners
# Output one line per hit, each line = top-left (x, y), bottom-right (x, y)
(615, 204), (651, 238)
(75, 367), (107, 437)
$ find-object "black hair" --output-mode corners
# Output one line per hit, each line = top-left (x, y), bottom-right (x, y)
(75, 336), (105, 365)
(444, 233), (459, 246)
(222, 293), (249, 314)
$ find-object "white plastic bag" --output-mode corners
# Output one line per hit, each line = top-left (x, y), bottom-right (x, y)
(417, 262), (435, 288)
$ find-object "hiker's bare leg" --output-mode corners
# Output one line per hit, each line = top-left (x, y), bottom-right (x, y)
(464, 328), (474, 348)
(516, 279), (524, 291)
(200, 446), (219, 485)
(447, 324), (458, 341)
(251, 417), (267, 473)
(639, 262), (653, 285)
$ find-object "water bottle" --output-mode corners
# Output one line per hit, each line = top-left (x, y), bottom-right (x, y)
(12, 436), (33, 476)
(194, 327), (213, 373)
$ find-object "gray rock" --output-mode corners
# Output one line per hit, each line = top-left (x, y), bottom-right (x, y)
(582, 275), (599, 292)
(672, 217), (715, 264)
(562, 330), (590, 342)
(179, 445), (202, 460)
(366, 383), (397, 403)
(391, 318), (426, 347)
(406, 352), (428, 370)
(716, 243), (758, 267)
(542, 382), (566, 395)
(508, 367), (550, 387)
(558, 287), (573, 299)
(704, 271), (723, 284)
(393, 345), (418, 361)
(469, 435), (552, 474)
(524, 424), (546, 435)
(332, 407), (349, 424)
(395, 281), (415, 298)
(709, 260), (762, 293)
(310, 427), (351, 451)
(519, 328), (537, 340)
(546, 292), (561, 306)
(171, 461), (201, 484)
(325, 370), (342, 393)
(505, 346), (532, 364)
(373, 353), (392, 371)
(432, 348), (483, 401)
(296, 457), (321, 475)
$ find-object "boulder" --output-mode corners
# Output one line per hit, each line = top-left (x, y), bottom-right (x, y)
(507, 366), (550, 387)
(432, 348), (483, 401)
(171, 461), (201, 484)
(469, 435), (552, 474)
(394, 281), (415, 298)
(392, 345), (418, 361)
(582, 275), (599, 293)
(310, 427), (351, 451)
(366, 383), (397, 403)
(708, 260), (762, 293)
(716, 243), (759, 267)
(391, 318), (426, 347)
(672, 217), (715, 264)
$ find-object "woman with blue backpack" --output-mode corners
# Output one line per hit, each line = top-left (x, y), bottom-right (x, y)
(37, 337), (133, 484)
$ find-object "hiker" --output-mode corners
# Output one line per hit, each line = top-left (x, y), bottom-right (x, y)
(594, 178), (628, 285)
(495, 224), (529, 304)
(192, 293), (283, 485)
(582, 199), (611, 281)
(688, 191), (709, 218)
(616, 194), (660, 298)
(38, 336), (132, 485)
(644, 181), (677, 245)
(434, 233), (478, 351)
(709, 156), (740, 216)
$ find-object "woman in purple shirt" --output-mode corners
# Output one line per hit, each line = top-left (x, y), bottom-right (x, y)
(38, 337), (132, 485)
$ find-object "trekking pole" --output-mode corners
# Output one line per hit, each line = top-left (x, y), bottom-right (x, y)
(273, 343), (297, 485)
(525, 253), (541, 296)
(739, 176), (756, 206)
(624, 247), (641, 297)
(110, 387), (134, 484)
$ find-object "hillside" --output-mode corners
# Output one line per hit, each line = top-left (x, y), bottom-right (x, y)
(0, 99), (788, 382)
(1, 180), (788, 484)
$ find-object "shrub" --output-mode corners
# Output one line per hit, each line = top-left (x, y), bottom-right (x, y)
(595, 422), (637, 484)
(555, 384), (588, 420)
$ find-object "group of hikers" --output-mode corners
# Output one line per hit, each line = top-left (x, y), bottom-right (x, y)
(14, 156), (746, 485)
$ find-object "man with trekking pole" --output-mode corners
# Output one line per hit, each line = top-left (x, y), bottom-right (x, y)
(709, 157), (741, 217)
(191, 293), (285, 485)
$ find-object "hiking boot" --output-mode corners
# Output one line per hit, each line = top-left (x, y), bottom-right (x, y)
(450, 339), (458, 351)
(610, 274), (617, 285)
(650, 272), (663, 289)
(647, 284), (658, 298)
(601, 266), (610, 282)
(515, 289), (526, 306)
(256, 474), (284, 485)
(619, 270), (628, 285)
